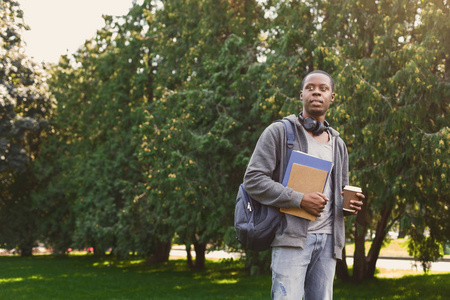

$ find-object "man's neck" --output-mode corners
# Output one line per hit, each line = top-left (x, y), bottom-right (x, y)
(306, 130), (329, 144)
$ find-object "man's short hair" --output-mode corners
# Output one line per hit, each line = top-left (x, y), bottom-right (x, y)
(301, 70), (335, 92)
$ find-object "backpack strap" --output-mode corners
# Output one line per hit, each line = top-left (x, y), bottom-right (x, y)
(276, 119), (296, 175)
(280, 119), (295, 149)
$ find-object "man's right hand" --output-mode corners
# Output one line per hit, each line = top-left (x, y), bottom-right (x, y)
(300, 192), (329, 217)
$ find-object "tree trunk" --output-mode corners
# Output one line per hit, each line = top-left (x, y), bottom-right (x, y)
(186, 244), (193, 269)
(335, 247), (350, 281)
(20, 245), (33, 257)
(352, 193), (369, 283)
(245, 249), (272, 275)
(193, 240), (206, 270)
(147, 240), (171, 264)
(352, 223), (368, 283)
(19, 228), (35, 257)
(93, 244), (103, 256)
(365, 204), (391, 279)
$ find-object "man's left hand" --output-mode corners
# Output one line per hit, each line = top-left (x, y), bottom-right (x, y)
(341, 192), (365, 214)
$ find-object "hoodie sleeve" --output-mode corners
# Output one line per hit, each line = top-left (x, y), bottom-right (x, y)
(243, 121), (303, 209)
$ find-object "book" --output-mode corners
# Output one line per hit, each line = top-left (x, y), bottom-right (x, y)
(281, 151), (333, 221)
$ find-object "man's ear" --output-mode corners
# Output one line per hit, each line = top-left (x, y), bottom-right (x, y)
(300, 91), (303, 100)
(331, 92), (335, 102)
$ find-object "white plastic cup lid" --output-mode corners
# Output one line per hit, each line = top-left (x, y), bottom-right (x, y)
(344, 185), (362, 193)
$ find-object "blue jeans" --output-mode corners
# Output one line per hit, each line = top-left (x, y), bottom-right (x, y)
(271, 234), (336, 300)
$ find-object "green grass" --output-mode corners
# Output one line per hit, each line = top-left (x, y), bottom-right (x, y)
(334, 275), (450, 299)
(0, 255), (449, 299)
(0, 255), (269, 299)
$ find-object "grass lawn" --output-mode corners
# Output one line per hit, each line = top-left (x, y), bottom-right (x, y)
(0, 254), (449, 299)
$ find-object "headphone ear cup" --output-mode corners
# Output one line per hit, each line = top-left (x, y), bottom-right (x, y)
(312, 122), (325, 135)
(298, 112), (329, 135)
(303, 118), (318, 132)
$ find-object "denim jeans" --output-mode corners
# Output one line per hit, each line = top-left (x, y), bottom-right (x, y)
(271, 233), (336, 300)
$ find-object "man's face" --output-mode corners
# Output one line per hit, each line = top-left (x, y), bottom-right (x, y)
(300, 73), (335, 118)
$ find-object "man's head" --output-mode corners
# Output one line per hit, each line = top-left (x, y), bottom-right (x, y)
(300, 70), (335, 120)
(301, 70), (334, 92)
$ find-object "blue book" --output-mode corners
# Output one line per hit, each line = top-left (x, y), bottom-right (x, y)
(281, 151), (333, 220)
(282, 151), (333, 186)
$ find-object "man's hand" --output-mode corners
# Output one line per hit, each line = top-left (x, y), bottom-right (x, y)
(341, 191), (365, 215)
(300, 192), (329, 217)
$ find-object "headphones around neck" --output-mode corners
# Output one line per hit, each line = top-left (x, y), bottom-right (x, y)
(298, 112), (330, 136)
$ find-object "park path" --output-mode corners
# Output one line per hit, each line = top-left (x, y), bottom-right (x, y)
(345, 256), (450, 273)
(169, 245), (450, 273)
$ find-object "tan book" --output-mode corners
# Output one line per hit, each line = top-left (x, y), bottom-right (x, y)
(280, 151), (333, 221)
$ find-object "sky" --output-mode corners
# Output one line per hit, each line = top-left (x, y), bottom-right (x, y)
(20, 0), (135, 64)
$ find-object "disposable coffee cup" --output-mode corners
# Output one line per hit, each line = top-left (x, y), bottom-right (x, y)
(343, 185), (362, 213)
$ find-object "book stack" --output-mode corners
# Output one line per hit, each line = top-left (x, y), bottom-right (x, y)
(281, 151), (333, 221)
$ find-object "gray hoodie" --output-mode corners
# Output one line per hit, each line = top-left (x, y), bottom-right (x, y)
(243, 114), (349, 259)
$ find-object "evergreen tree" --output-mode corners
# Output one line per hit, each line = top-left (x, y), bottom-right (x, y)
(16, 0), (448, 278)
(138, 0), (266, 269)
(0, 0), (52, 256)
(315, 0), (449, 281)
(34, 3), (147, 255)
(259, 0), (449, 279)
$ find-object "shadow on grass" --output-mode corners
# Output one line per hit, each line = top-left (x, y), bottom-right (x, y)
(334, 274), (450, 300)
(0, 255), (448, 299)
(0, 255), (269, 299)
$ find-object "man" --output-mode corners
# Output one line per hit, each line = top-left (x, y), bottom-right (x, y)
(243, 70), (364, 299)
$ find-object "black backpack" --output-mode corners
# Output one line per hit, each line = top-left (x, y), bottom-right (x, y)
(234, 119), (296, 251)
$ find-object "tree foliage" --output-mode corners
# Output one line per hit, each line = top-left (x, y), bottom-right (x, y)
(319, 0), (449, 281)
(33, 4), (148, 255)
(138, 0), (268, 269)
(0, 0), (52, 256)
(3, 0), (448, 280)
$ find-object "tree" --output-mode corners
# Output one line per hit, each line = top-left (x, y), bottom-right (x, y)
(314, 0), (449, 281)
(0, 0), (52, 256)
(254, 0), (449, 280)
(9, 0), (446, 277)
(138, 0), (267, 269)
(33, 3), (148, 256)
